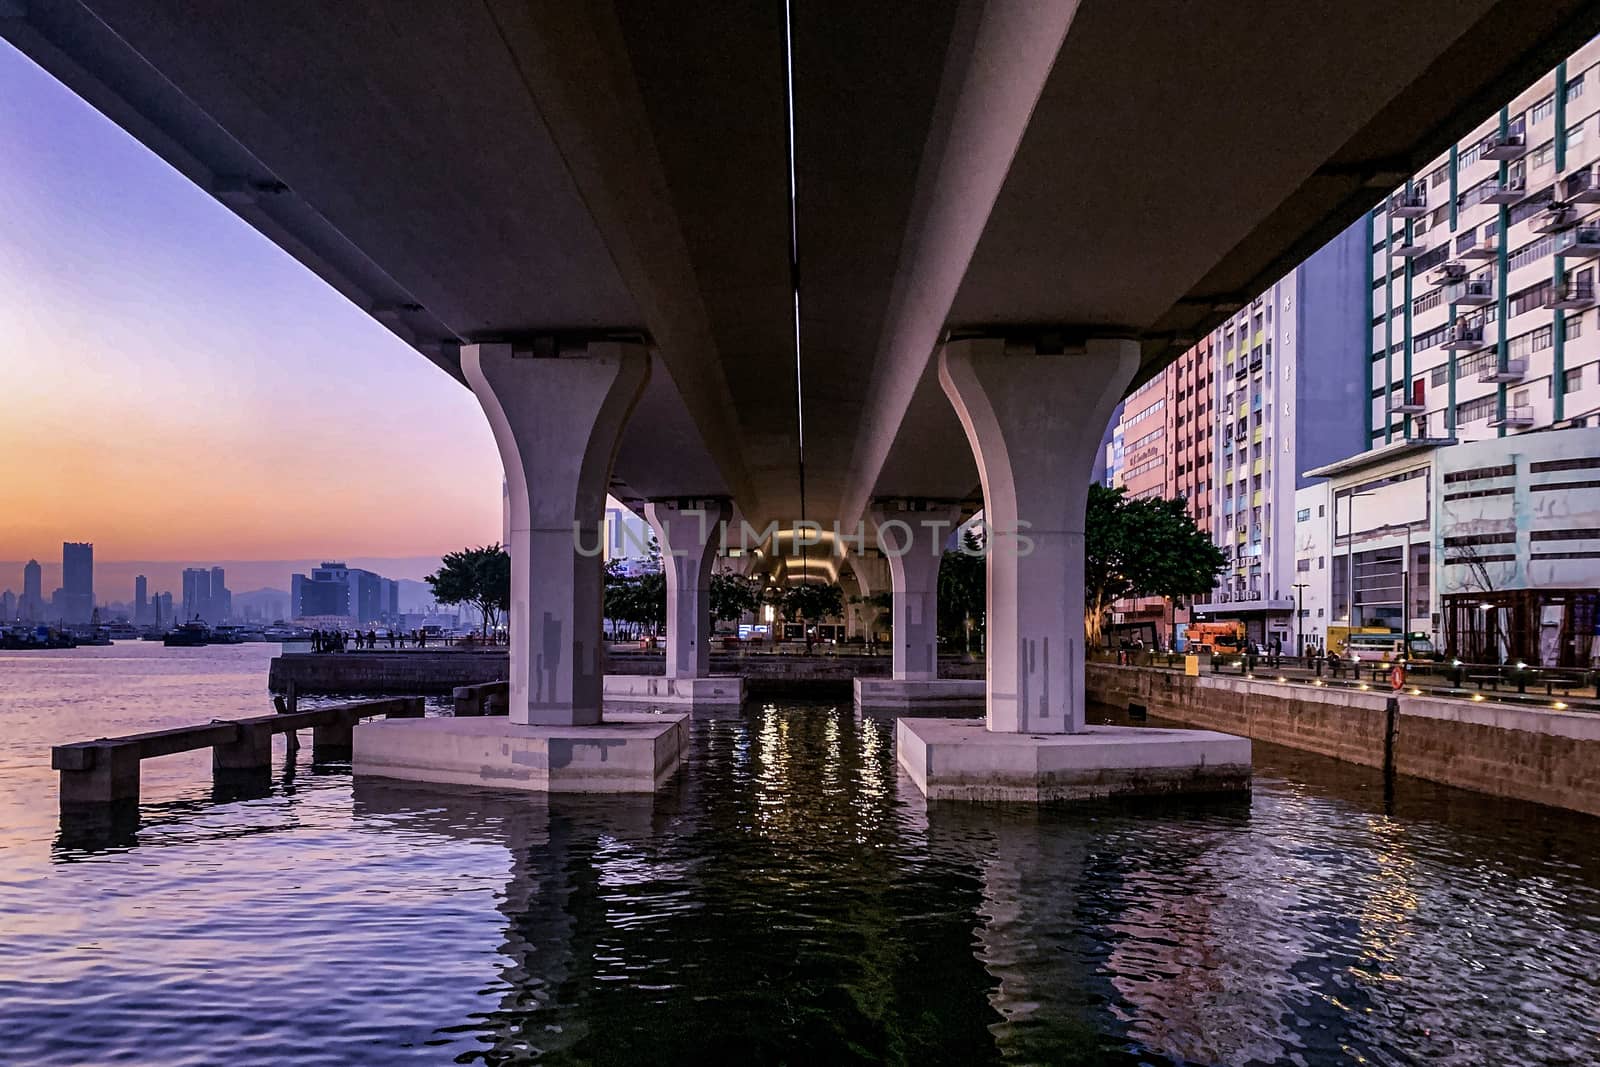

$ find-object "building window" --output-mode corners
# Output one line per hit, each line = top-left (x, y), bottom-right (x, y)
(1532, 93), (1555, 124)
(1296, 507), (1310, 522)
(1317, 556), (1325, 569)
(1458, 395), (1498, 422)
(1568, 75), (1586, 102)
(1566, 366), (1584, 394)
(1296, 558), (1311, 572)
(1569, 121), (1587, 151)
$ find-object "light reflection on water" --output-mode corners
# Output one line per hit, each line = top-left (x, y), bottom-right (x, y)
(1, 643), (1598, 1065)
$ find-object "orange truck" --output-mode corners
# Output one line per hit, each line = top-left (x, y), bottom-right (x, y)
(1184, 620), (1246, 654)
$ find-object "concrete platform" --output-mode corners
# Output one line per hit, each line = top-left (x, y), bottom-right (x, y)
(896, 717), (1251, 802)
(603, 674), (745, 707)
(353, 712), (688, 793)
(854, 677), (985, 711)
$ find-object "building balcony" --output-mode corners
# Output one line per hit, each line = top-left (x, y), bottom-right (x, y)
(1457, 233), (1498, 259)
(1428, 260), (1469, 285)
(1443, 322), (1486, 350)
(1563, 166), (1600, 204)
(1531, 202), (1580, 235)
(1546, 277), (1596, 310)
(1477, 358), (1527, 383)
(1479, 128), (1527, 161)
(1392, 398), (1427, 414)
(1555, 225), (1600, 259)
(1450, 277), (1495, 306)
(1389, 189), (1427, 217)
(1489, 405), (1535, 428)
(1482, 176), (1526, 205)
(1390, 238), (1429, 259)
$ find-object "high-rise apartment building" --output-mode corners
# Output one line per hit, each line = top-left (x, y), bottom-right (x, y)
(1281, 37), (1600, 664)
(182, 567), (211, 623)
(134, 575), (148, 624)
(291, 562), (396, 625)
(57, 542), (94, 624)
(20, 559), (42, 621)
(180, 566), (232, 624)
(1189, 220), (1371, 648)
(1369, 39), (1600, 442)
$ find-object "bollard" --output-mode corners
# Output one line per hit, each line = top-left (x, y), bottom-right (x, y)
(1383, 696), (1399, 791)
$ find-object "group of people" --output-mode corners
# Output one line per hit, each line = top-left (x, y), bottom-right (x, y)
(309, 628), (432, 653)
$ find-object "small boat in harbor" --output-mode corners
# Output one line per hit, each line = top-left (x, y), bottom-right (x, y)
(0, 625), (77, 650)
(162, 622), (211, 647)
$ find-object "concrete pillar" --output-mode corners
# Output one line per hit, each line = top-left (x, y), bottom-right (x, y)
(939, 337), (1137, 733)
(57, 743), (140, 808)
(312, 719), (355, 758)
(213, 721), (274, 772)
(645, 498), (730, 679)
(871, 501), (962, 681)
(464, 341), (650, 727)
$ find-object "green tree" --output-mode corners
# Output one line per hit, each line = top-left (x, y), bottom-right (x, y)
(938, 529), (986, 653)
(778, 581), (844, 623)
(603, 560), (666, 639)
(1084, 485), (1225, 647)
(426, 544), (511, 638)
(709, 570), (761, 624)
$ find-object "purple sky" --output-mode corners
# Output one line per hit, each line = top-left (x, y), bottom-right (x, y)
(0, 39), (503, 565)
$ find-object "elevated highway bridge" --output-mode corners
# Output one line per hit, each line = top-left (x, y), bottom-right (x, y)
(8, 0), (1598, 749)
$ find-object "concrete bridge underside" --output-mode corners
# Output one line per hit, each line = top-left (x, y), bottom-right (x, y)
(9, 0), (1600, 792)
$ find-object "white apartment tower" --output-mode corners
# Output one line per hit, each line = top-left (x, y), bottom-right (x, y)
(1370, 39), (1600, 442)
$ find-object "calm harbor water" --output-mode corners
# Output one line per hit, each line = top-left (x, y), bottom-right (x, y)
(1, 642), (1598, 1065)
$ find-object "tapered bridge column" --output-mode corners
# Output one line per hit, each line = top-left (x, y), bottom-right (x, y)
(939, 337), (1138, 733)
(645, 498), (732, 680)
(463, 341), (649, 727)
(871, 501), (962, 681)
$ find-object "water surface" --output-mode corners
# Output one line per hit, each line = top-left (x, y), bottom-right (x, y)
(1, 643), (1597, 1065)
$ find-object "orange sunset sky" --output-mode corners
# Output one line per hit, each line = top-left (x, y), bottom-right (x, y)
(0, 41), (503, 567)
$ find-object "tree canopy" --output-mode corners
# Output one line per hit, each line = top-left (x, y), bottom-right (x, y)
(604, 560), (665, 639)
(426, 544), (511, 638)
(710, 570), (762, 623)
(938, 528), (986, 652)
(1084, 485), (1225, 647)
(775, 581), (844, 622)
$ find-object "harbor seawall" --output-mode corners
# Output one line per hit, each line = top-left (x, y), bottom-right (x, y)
(269, 650), (983, 697)
(1087, 662), (1600, 817)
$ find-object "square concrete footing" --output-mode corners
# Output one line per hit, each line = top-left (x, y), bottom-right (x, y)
(353, 712), (688, 793)
(603, 674), (745, 707)
(896, 718), (1251, 802)
(854, 677), (985, 711)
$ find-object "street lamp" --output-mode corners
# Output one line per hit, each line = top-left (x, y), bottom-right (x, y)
(1293, 581), (1309, 657)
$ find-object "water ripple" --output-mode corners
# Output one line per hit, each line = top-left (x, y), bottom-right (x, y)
(1, 645), (1598, 1064)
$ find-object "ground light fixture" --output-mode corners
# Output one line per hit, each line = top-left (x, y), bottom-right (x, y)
(1554, 702), (1570, 710)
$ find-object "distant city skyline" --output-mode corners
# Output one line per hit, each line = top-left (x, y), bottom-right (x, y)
(0, 40), (502, 562)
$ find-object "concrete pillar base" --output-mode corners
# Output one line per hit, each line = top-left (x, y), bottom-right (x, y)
(896, 717), (1251, 802)
(603, 674), (744, 707)
(213, 721), (273, 773)
(56, 743), (141, 808)
(853, 677), (984, 711)
(352, 712), (688, 793)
